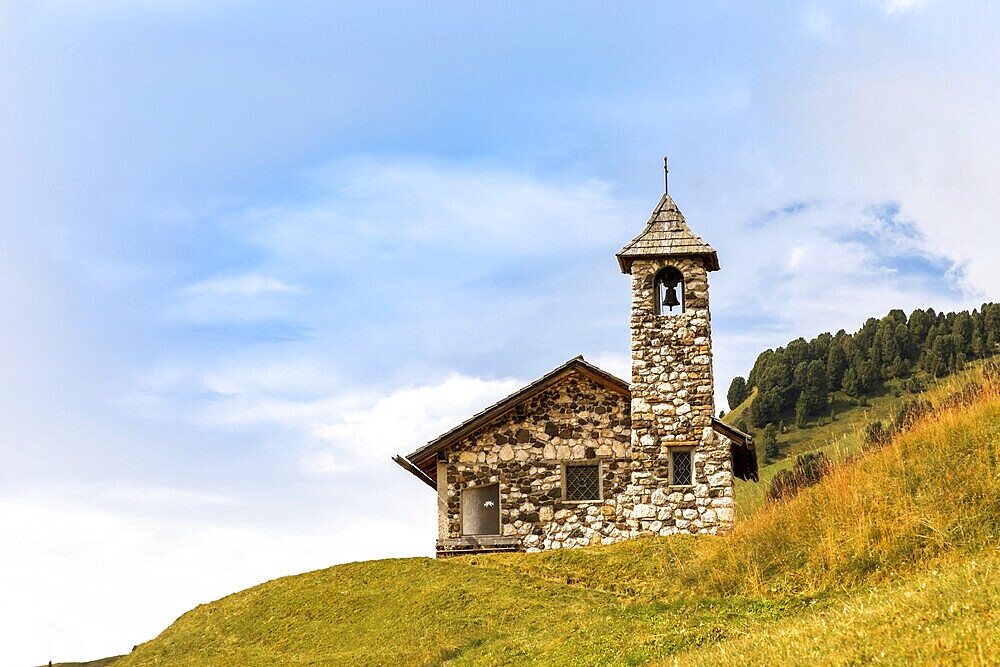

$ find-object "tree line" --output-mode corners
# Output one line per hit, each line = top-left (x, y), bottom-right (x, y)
(726, 303), (1000, 430)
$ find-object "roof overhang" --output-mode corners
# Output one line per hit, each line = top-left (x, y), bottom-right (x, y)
(392, 455), (436, 490)
(392, 361), (759, 487)
(712, 417), (758, 482)
(393, 356), (630, 484)
(616, 251), (721, 275)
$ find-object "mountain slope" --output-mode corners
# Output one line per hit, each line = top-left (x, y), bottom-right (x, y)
(109, 368), (1000, 666)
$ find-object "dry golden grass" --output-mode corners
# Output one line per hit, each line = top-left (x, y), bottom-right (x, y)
(471, 370), (999, 603)
(105, 367), (1000, 666)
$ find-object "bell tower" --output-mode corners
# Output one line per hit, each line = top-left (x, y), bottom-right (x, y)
(616, 160), (735, 534)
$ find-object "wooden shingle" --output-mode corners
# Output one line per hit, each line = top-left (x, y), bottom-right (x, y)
(616, 194), (719, 273)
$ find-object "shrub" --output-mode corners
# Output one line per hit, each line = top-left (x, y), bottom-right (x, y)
(864, 420), (889, 451)
(765, 469), (797, 502)
(894, 398), (932, 429)
(793, 451), (831, 486)
(766, 451), (833, 503)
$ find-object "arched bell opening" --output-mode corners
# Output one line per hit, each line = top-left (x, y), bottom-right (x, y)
(653, 266), (684, 315)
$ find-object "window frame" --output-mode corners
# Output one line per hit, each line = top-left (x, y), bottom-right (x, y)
(561, 459), (603, 503)
(668, 447), (695, 488)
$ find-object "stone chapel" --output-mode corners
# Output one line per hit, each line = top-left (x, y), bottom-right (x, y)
(394, 163), (758, 556)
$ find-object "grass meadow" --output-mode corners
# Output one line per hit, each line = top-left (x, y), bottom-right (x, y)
(100, 367), (1000, 665)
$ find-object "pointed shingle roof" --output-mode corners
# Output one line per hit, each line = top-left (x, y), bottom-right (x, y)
(616, 193), (720, 274)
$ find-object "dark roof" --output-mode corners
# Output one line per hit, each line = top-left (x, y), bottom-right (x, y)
(393, 358), (759, 485)
(616, 193), (720, 274)
(391, 455), (436, 490)
(398, 356), (630, 479)
(712, 418), (758, 482)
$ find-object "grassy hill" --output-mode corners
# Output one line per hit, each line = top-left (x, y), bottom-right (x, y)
(95, 368), (1000, 665)
(726, 371), (953, 515)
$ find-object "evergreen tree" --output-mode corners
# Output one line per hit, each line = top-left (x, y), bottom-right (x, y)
(984, 304), (1000, 352)
(908, 308), (932, 353)
(794, 392), (809, 427)
(726, 376), (749, 410)
(875, 320), (899, 378)
(739, 304), (999, 411)
(826, 341), (848, 388)
(972, 317), (987, 359)
(762, 423), (779, 463)
(952, 311), (973, 360)
(748, 388), (783, 428)
(842, 366), (862, 397)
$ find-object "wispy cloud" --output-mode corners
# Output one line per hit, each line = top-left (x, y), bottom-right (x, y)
(801, 5), (834, 40)
(183, 274), (301, 297)
(710, 196), (970, 391)
(882, 0), (934, 15)
(0, 489), (430, 665)
(136, 361), (526, 473)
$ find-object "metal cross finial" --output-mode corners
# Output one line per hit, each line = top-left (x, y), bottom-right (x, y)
(663, 156), (669, 194)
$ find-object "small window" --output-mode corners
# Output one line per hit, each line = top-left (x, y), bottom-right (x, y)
(670, 449), (693, 486)
(654, 266), (684, 315)
(564, 462), (601, 501)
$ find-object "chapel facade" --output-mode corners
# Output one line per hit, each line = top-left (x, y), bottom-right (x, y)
(394, 164), (757, 556)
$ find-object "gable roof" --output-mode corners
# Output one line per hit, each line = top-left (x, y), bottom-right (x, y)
(396, 356), (629, 477)
(393, 357), (759, 485)
(616, 193), (720, 274)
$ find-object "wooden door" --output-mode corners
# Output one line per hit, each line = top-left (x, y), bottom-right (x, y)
(461, 483), (500, 536)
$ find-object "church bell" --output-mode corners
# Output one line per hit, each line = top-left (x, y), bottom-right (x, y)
(662, 283), (681, 310)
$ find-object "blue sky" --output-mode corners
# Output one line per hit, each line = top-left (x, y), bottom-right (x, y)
(3, 0), (1000, 662)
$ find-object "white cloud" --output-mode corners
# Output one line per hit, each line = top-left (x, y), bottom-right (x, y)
(241, 159), (625, 266)
(97, 484), (239, 509)
(0, 488), (431, 666)
(586, 352), (630, 382)
(882, 0), (933, 15)
(183, 274), (301, 297)
(774, 41), (1000, 299)
(167, 274), (305, 325)
(708, 196), (971, 401)
(135, 361), (526, 473)
(306, 375), (524, 472)
(786, 246), (808, 270)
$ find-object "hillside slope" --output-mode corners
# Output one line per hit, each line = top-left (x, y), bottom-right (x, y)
(109, 369), (1000, 666)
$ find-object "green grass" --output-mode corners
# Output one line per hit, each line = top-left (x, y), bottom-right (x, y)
(727, 368), (981, 516)
(673, 552), (1000, 665)
(100, 367), (1000, 666)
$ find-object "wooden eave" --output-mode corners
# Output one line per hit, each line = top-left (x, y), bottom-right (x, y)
(392, 455), (436, 490)
(712, 418), (758, 482)
(617, 252), (720, 275)
(393, 359), (760, 487)
(711, 417), (752, 447)
(394, 356), (630, 483)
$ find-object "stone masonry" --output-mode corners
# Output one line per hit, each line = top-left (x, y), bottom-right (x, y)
(395, 170), (755, 556)
(435, 370), (736, 552)
(626, 256), (735, 533)
(440, 374), (633, 551)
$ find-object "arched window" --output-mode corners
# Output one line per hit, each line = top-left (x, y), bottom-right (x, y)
(654, 266), (684, 315)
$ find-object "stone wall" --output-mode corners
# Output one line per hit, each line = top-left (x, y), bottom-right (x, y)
(440, 373), (633, 552)
(437, 365), (737, 555)
(626, 256), (735, 534)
